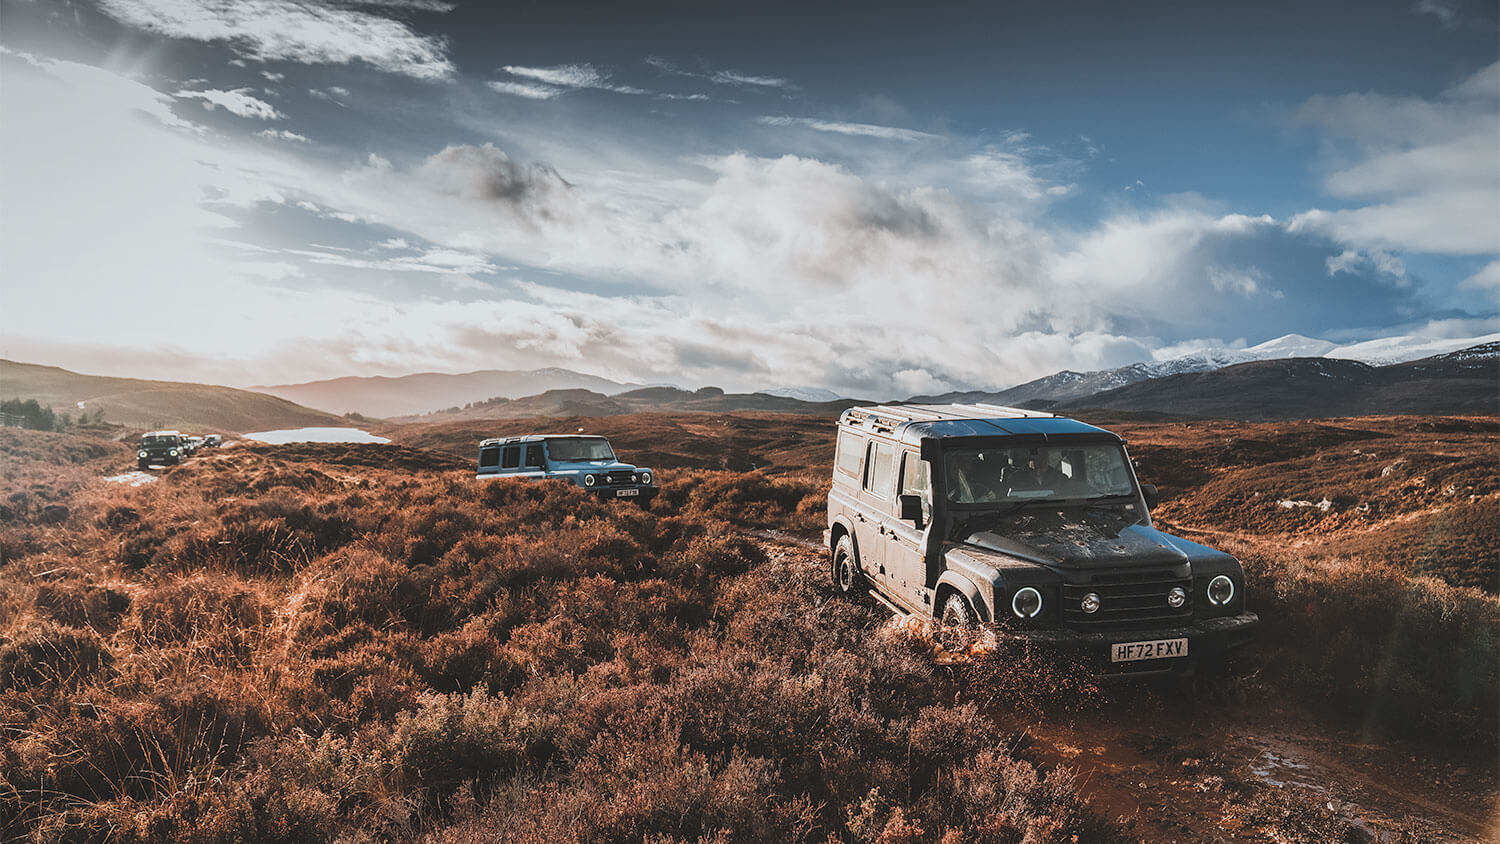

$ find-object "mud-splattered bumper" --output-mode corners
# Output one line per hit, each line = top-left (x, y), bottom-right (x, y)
(998, 612), (1259, 677)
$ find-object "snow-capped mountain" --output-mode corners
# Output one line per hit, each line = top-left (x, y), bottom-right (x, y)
(908, 331), (1500, 406)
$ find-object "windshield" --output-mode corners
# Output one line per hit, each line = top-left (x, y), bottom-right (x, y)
(943, 443), (1135, 505)
(545, 437), (616, 462)
(140, 435), (180, 447)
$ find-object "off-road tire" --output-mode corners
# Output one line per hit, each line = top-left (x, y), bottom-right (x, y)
(831, 535), (864, 597)
(138, 460), (149, 470)
(938, 592), (979, 653)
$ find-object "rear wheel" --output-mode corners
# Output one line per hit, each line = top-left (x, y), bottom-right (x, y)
(831, 535), (863, 596)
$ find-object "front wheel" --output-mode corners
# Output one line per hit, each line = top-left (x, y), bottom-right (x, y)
(831, 535), (864, 597)
(138, 460), (149, 470)
(938, 593), (979, 653)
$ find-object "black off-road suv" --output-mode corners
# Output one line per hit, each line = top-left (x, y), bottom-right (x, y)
(825, 404), (1257, 676)
(137, 431), (186, 469)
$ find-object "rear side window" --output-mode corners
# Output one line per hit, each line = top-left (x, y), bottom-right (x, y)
(835, 430), (865, 478)
(501, 446), (521, 469)
(524, 444), (545, 468)
(479, 446), (500, 468)
(899, 451), (932, 522)
(864, 441), (895, 498)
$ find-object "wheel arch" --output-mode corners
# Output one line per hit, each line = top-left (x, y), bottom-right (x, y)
(934, 571), (990, 622)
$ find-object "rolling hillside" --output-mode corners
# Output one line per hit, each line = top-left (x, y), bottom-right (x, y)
(0, 360), (345, 433)
(393, 385), (863, 422)
(252, 367), (641, 417)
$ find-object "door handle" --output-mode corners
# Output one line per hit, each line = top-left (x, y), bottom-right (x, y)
(877, 524), (885, 535)
(855, 513), (866, 522)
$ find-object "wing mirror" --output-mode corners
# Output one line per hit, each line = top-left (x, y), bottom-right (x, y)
(1140, 483), (1159, 510)
(898, 494), (925, 527)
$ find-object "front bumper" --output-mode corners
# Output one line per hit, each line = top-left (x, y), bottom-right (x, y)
(589, 486), (657, 501)
(994, 612), (1259, 677)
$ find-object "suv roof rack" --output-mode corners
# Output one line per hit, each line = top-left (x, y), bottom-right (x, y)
(478, 433), (602, 447)
(841, 403), (1052, 432)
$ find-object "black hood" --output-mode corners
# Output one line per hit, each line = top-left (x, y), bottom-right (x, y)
(962, 508), (1186, 570)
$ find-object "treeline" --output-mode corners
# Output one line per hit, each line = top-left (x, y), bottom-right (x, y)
(0, 398), (105, 432)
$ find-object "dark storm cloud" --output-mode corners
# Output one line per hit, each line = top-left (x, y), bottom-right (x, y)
(419, 143), (573, 217)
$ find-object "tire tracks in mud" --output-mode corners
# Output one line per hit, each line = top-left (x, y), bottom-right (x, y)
(746, 530), (1499, 844)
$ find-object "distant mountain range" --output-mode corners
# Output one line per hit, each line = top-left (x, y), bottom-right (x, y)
(912, 332), (1500, 406)
(0, 360), (343, 433)
(4, 332), (1494, 434)
(1042, 343), (1498, 420)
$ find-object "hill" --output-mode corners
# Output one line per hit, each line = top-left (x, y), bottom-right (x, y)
(0, 359), (345, 433)
(252, 367), (641, 417)
(1048, 344), (1499, 420)
(394, 385), (863, 422)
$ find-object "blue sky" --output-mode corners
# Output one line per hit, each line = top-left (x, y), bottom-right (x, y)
(1, 0), (1496, 396)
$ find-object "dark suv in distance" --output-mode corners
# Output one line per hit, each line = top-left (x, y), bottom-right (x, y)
(477, 434), (657, 502)
(825, 404), (1257, 676)
(137, 431), (186, 469)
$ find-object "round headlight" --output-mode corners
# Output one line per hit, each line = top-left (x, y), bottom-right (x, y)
(1208, 575), (1235, 606)
(583, 474), (596, 487)
(641, 471), (652, 485)
(1167, 586), (1187, 608)
(1011, 586), (1043, 618)
(138, 450), (148, 458)
(1081, 592), (1101, 614)
(169, 448), (178, 456)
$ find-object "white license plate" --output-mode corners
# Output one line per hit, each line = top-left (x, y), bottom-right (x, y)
(1111, 637), (1188, 663)
(615, 488), (639, 497)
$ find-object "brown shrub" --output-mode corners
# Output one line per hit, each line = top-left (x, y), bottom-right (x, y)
(0, 620), (113, 690)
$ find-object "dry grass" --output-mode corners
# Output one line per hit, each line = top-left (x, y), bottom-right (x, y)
(1, 431), (1119, 843)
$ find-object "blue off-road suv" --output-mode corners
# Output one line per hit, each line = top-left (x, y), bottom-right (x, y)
(476, 434), (657, 502)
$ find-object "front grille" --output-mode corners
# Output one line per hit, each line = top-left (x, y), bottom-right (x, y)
(604, 471), (637, 486)
(1061, 568), (1193, 631)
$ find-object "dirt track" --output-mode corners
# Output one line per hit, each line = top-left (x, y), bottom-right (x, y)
(754, 534), (1499, 844)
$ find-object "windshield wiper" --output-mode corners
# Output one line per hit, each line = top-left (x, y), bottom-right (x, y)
(953, 502), (1036, 539)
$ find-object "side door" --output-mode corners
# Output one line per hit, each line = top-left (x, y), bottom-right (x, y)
(521, 442), (547, 478)
(884, 449), (934, 611)
(499, 444), (522, 474)
(853, 438), (897, 587)
(478, 443), (501, 476)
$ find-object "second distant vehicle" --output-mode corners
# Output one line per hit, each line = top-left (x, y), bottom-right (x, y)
(137, 431), (186, 469)
(476, 434), (657, 501)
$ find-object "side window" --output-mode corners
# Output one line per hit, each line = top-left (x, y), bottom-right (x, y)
(524, 444), (545, 468)
(899, 452), (932, 521)
(864, 441), (895, 498)
(501, 446), (521, 470)
(835, 430), (865, 478)
(479, 446), (500, 469)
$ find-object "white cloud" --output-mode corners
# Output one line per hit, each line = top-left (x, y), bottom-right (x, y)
(1412, 0), (1461, 27)
(646, 56), (794, 91)
(499, 64), (649, 95)
(486, 80), (560, 100)
(256, 128), (310, 143)
(758, 115), (941, 143)
(712, 69), (794, 89)
(1461, 260), (1500, 289)
(96, 0), (455, 80)
(1291, 62), (1500, 256)
(1208, 265), (1283, 300)
(176, 87), (283, 119)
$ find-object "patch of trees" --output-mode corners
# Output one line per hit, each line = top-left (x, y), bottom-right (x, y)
(0, 398), (104, 432)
